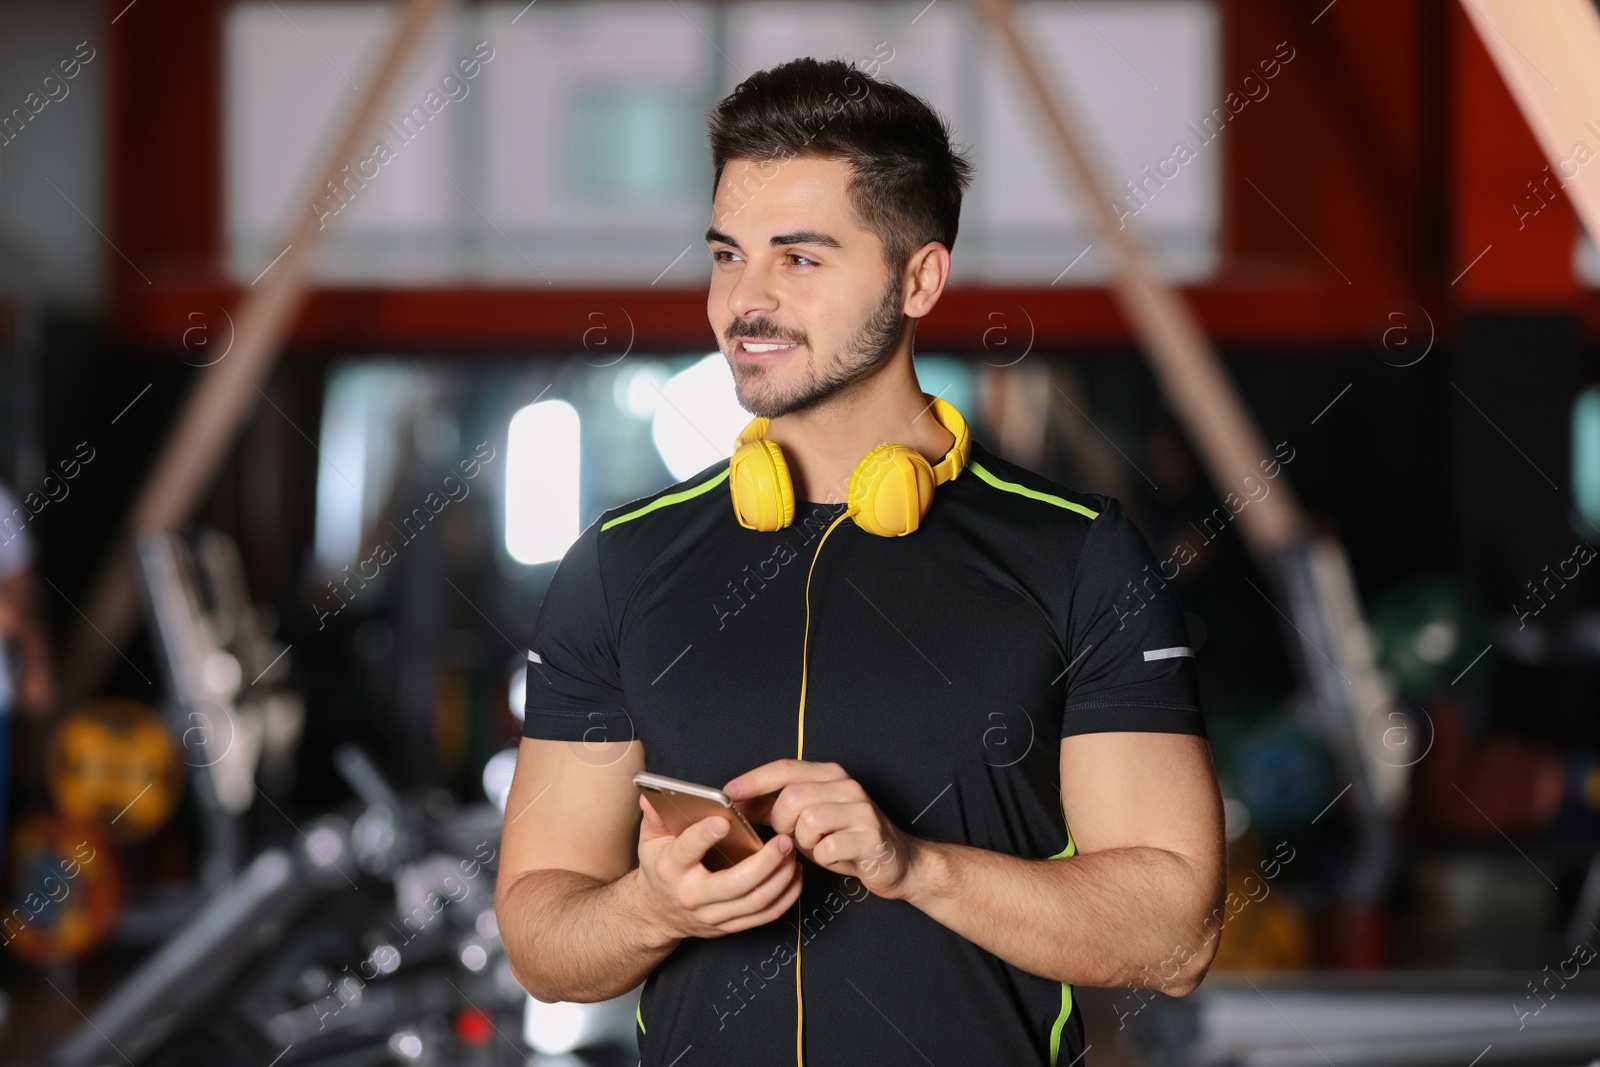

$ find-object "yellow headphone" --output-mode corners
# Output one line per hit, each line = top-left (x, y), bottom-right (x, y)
(727, 392), (971, 1065)
(728, 393), (972, 538)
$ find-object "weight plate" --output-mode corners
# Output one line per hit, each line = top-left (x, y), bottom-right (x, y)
(4, 814), (121, 966)
(47, 699), (185, 844)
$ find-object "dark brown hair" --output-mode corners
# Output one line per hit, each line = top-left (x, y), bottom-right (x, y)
(707, 56), (974, 275)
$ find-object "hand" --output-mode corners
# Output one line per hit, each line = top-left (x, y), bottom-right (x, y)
(631, 793), (802, 943)
(724, 760), (916, 900)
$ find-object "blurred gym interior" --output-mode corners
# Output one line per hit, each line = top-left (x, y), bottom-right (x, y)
(3, 0), (1600, 1064)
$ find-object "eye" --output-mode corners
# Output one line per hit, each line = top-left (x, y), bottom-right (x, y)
(710, 249), (740, 264)
(787, 253), (817, 267)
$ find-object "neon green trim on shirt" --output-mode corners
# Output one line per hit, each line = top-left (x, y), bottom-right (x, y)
(637, 1001), (645, 1034)
(1048, 830), (1077, 1064)
(969, 461), (1099, 519)
(601, 468), (732, 531)
(1048, 982), (1074, 1065)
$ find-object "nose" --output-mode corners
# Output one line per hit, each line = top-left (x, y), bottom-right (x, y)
(726, 258), (778, 321)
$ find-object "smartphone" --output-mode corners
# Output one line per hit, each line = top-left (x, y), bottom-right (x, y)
(632, 772), (765, 871)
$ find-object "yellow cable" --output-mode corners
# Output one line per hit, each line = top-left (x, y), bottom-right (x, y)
(795, 509), (852, 1067)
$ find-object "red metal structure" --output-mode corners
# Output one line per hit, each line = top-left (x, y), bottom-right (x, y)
(106, 0), (1593, 353)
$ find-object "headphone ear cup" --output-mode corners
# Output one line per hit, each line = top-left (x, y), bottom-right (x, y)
(729, 438), (796, 531)
(848, 444), (937, 537)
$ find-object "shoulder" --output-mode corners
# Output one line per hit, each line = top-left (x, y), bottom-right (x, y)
(593, 458), (731, 543)
(959, 439), (1105, 526)
(957, 442), (1163, 585)
(552, 459), (731, 607)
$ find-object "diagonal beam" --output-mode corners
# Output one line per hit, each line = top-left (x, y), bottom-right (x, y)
(966, 0), (1307, 554)
(968, 0), (1411, 870)
(1460, 0), (1600, 245)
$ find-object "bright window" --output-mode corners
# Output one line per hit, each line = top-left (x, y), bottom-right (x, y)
(505, 400), (582, 565)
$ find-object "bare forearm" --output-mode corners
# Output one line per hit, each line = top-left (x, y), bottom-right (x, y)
(499, 867), (678, 1003)
(901, 838), (1222, 994)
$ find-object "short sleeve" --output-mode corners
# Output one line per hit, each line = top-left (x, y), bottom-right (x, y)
(1060, 497), (1206, 738)
(522, 517), (634, 743)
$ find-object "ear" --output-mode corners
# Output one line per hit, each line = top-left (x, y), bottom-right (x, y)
(902, 242), (951, 318)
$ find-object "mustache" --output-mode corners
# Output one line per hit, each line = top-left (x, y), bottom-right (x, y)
(726, 317), (807, 347)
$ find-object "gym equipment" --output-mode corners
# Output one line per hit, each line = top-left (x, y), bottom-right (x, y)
(1367, 578), (1491, 707)
(3, 814), (120, 967)
(45, 698), (184, 845)
(136, 529), (251, 887)
(48, 518), (561, 1064)
(50, 745), (525, 1067)
(194, 529), (304, 797)
(1131, 970), (1600, 1067)
(1207, 838), (1313, 973)
(1228, 715), (1333, 836)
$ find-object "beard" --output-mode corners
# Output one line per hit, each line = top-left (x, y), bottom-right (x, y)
(725, 273), (905, 420)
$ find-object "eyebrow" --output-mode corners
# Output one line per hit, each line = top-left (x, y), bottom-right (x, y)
(704, 227), (843, 250)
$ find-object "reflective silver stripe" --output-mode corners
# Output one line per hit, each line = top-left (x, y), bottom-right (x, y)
(527, 650), (543, 663)
(1143, 646), (1194, 661)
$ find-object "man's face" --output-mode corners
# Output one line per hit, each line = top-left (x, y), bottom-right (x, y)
(706, 155), (904, 420)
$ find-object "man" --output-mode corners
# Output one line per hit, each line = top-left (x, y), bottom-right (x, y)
(497, 57), (1225, 1066)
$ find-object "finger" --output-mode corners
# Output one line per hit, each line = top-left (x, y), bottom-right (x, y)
(638, 795), (678, 848)
(639, 794), (669, 834)
(697, 853), (800, 926)
(662, 813), (731, 876)
(811, 830), (879, 872)
(791, 802), (872, 852)
(770, 783), (864, 835)
(704, 855), (799, 926)
(724, 759), (850, 802)
(717, 868), (805, 934)
(688, 833), (794, 907)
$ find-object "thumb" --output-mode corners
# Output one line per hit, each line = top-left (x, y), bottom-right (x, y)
(639, 794), (671, 838)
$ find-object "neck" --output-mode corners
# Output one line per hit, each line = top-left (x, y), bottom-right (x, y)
(762, 358), (957, 505)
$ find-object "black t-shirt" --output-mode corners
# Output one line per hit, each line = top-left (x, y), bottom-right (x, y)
(521, 437), (1205, 1067)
